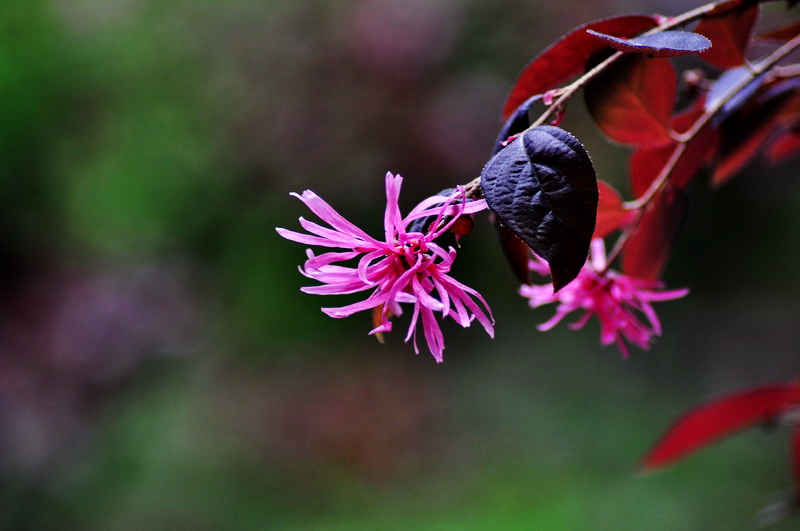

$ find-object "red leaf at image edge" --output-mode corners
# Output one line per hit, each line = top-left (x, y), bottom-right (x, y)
(640, 383), (798, 470)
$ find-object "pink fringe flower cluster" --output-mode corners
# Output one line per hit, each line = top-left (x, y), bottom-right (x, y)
(276, 172), (494, 362)
(520, 239), (688, 358)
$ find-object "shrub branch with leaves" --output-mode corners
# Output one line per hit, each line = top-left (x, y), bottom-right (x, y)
(278, 0), (800, 523)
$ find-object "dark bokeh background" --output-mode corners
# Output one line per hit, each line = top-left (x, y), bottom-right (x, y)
(2, 0), (799, 529)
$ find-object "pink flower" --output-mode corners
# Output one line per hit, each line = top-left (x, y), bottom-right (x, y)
(520, 239), (688, 358)
(276, 172), (494, 362)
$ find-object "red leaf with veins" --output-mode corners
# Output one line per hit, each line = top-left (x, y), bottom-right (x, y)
(501, 15), (658, 120)
(622, 185), (687, 280)
(694, 2), (759, 69)
(629, 102), (719, 197)
(594, 180), (631, 238)
(586, 54), (676, 145)
(640, 383), (798, 470)
(713, 91), (800, 186)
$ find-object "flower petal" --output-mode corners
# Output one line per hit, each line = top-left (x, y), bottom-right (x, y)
(291, 191), (380, 245)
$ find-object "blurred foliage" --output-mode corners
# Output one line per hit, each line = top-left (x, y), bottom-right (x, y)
(0, 0), (798, 530)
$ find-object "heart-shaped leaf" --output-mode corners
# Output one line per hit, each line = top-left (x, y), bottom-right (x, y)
(586, 30), (711, 57)
(501, 15), (658, 120)
(493, 95), (541, 155)
(585, 54), (677, 145)
(481, 126), (598, 290)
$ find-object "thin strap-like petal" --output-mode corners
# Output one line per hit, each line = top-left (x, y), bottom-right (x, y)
(420, 304), (445, 362)
(276, 228), (358, 248)
(298, 217), (372, 248)
(411, 274), (445, 312)
(291, 191), (380, 245)
(321, 293), (389, 318)
(383, 172), (404, 241)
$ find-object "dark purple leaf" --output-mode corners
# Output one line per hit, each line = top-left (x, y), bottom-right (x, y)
(705, 66), (766, 122)
(586, 30), (711, 57)
(406, 187), (476, 236)
(493, 95), (541, 155)
(481, 126), (598, 290)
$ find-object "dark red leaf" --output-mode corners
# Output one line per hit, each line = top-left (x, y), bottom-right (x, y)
(501, 15), (658, 120)
(766, 126), (800, 165)
(586, 30), (711, 58)
(586, 54), (676, 145)
(712, 90), (798, 186)
(713, 124), (771, 185)
(694, 2), (759, 69)
(759, 21), (800, 42)
(594, 180), (631, 238)
(629, 106), (719, 197)
(640, 383), (797, 471)
(630, 143), (674, 197)
(622, 185), (687, 280)
(629, 134), (717, 196)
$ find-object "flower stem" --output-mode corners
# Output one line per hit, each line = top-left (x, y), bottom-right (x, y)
(604, 32), (800, 269)
(627, 31), (800, 211)
(464, 0), (734, 196)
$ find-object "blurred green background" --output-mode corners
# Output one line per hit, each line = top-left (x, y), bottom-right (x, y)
(1, 0), (799, 529)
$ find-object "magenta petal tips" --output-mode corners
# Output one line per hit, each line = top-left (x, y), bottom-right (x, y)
(520, 239), (688, 358)
(276, 172), (493, 362)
